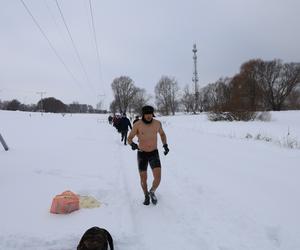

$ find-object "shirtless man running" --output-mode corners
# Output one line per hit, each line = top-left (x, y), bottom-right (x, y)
(127, 105), (169, 205)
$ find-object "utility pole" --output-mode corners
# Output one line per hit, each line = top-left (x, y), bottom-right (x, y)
(36, 91), (46, 113)
(192, 44), (199, 113)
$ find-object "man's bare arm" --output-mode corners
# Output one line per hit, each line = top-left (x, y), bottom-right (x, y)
(128, 123), (138, 145)
(158, 123), (167, 145)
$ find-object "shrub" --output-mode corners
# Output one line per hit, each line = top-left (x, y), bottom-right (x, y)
(256, 111), (271, 121)
(208, 111), (256, 121)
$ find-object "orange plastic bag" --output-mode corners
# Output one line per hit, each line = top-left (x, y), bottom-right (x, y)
(50, 190), (80, 214)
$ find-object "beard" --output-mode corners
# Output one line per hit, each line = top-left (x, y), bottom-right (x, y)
(142, 116), (153, 124)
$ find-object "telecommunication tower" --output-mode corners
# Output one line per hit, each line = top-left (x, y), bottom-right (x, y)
(192, 44), (199, 112)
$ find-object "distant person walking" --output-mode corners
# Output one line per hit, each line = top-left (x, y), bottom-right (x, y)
(119, 113), (132, 145)
(108, 115), (113, 125)
(113, 115), (121, 133)
(128, 105), (169, 205)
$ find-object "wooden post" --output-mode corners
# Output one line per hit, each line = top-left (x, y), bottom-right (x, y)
(0, 133), (9, 151)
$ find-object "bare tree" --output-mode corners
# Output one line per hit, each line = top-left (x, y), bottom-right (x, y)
(169, 79), (180, 115)
(215, 78), (231, 110)
(200, 83), (213, 111)
(200, 78), (231, 111)
(111, 76), (138, 113)
(181, 85), (196, 113)
(155, 76), (180, 115)
(109, 100), (118, 114)
(237, 59), (264, 110)
(207, 80), (257, 121)
(285, 87), (300, 110)
(255, 59), (300, 110)
(129, 87), (151, 114)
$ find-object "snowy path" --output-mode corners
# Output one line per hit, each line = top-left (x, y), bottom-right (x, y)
(110, 117), (300, 250)
(1, 111), (300, 250)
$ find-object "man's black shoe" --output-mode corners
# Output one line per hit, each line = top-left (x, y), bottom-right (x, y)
(143, 193), (150, 205)
(149, 191), (157, 205)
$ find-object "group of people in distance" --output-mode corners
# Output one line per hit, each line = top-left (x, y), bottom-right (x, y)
(108, 112), (133, 145)
(107, 105), (170, 205)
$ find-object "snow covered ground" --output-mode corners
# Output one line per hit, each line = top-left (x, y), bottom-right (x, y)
(1, 110), (300, 250)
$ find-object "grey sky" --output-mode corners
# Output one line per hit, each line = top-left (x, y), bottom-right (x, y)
(1, 0), (300, 108)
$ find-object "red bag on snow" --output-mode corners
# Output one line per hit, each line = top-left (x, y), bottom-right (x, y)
(50, 190), (79, 214)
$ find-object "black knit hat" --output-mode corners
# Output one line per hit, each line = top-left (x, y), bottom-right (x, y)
(142, 105), (155, 117)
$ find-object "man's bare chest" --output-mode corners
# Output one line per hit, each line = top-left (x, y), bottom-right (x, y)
(138, 125), (158, 138)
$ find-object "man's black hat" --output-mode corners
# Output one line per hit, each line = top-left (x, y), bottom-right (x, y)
(142, 105), (155, 117)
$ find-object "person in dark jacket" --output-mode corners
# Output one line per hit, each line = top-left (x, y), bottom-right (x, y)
(108, 115), (113, 125)
(113, 115), (121, 133)
(133, 115), (140, 124)
(119, 113), (132, 145)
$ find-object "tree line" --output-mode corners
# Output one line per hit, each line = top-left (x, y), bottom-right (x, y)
(0, 97), (107, 114)
(110, 58), (300, 117)
(1, 58), (299, 116)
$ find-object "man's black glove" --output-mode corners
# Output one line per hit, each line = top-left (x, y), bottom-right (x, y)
(131, 142), (138, 151)
(163, 144), (169, 155)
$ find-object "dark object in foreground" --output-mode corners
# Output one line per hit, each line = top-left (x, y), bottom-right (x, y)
(77, 227), (114, 250)
(0, 133), (9, 151)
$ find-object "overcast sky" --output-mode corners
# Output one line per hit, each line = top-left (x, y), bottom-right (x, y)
(1, 0), (300, 108)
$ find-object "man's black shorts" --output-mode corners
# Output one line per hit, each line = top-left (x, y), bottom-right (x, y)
(137, 149), (161, 172)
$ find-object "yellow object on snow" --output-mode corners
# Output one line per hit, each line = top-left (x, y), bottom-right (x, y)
(79, 195), (101, 208)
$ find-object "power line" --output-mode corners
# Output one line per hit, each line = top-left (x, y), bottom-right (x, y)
(88, 0), (103, 89)
(19, 0), (83, 90)
(54, 0), (95, 93)
(43, 0), (68, 45)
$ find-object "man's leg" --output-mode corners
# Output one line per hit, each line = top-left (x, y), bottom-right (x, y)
(139, 171), (148, 195)
(149, 167), (161, 205)
(139, 171), (150, 205)
(124, 130), (128, 145)
(150, 167), (161, 192)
